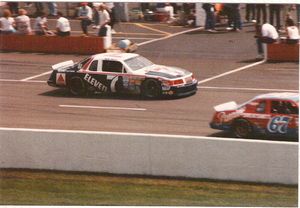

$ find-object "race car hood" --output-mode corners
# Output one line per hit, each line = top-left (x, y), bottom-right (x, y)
(136, 64), (191, 79)
(214, 101), (238, 112)
(52, 60), (74, 71)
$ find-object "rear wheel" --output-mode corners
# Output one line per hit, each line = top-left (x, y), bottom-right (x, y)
(141, 79), (162, 99)
(69, 76), (86, 96)
(233, 119), (253, 138)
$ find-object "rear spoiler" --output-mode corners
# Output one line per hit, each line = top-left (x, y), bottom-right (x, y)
(214, 101), (238, 112)
(52, 60), (74, 71)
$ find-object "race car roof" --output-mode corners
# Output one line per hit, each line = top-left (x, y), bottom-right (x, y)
(92, 53), (139, 62)
(255, 92), (299, 102)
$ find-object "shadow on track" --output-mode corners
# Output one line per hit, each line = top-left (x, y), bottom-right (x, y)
(40, 89), (194, 101)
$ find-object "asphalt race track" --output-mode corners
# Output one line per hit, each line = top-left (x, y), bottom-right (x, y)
(0, 21), (298, 141)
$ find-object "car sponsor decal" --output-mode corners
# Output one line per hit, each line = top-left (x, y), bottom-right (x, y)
(56, 73), (66, 86)
(84, 74), (107, 92)
(267, 116), (290, 134)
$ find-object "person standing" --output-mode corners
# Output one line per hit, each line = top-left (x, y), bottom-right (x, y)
(202, 3), (216, 32)
(56, 11), (71, 37)
(105, 2), (116, 34)
(77, 2), (93, 36)
(34, 2), (44, 16)
(0, 9), (16, 34)
(97, 3), (111, 37)
(7, 2), (18, 16)
(255, 4), (267, 24)
(245, 4), (256, 22)
(15, 9), (32, 35)
(269, 4), (281, 30)
(47, 2), (58, 17)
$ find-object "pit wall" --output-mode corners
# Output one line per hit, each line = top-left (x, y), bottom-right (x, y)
(0, 128), (298, 185)
(0, 35), (108, 54)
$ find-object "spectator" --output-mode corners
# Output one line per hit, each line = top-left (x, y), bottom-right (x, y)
(33, 11), (50, 35)
(47, 2), (58, 17)
(285, 18), (299, 44)
(0, 9), (16, 34)
(56, 11), (71, 37)
(77, 2), (93, 36)
(255, 4), (267, 24)
(34, 2), (44, 16)
(7, 2), (18, 16)
(92, 3), (100, 29)
(245, 4), (256, 22)
(255, 23), (279, 59)
(225, 4), (242, 31)
(297, 4), (300, 24)
(105, 3), (117, 34)
(202, 3), (216, 32)
(15, 9), (32, 35)
(97, 3), (110, 37)
(269, 4), (281, 30)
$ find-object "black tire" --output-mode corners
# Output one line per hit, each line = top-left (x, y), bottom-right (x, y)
(69, 76), (86, 96)
(141, 79), (162, 99)
(233, 119), (253, 138)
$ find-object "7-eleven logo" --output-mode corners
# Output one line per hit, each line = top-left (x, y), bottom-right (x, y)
(56, 73), (66, 86)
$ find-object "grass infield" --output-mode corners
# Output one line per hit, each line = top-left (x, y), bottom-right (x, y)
(0, 169), (297, 206)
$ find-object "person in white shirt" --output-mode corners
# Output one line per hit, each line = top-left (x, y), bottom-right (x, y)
(56, 11), (71, 37)
(255, 23), (279, 59)
(77, 2), (93, 36)
(34, 11), (49, 35)
(0, 9), (16, 34)
(105, 2), (116, 33)
(285, 18), (299, 44)
(15, 9), (32, 35)
(261, 23), (279, 40)
(97, 4), (111, 37)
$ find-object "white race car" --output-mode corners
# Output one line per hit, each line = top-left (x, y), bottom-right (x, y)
(48, 53), (198, 99)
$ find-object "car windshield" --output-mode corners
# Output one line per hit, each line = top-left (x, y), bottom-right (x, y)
(124, 56), (154, 71)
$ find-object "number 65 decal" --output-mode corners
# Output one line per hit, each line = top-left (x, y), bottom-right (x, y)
(267, 116), (290, 134)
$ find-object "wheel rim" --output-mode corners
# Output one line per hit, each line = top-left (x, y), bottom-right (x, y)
(144, 80), (160, 98)
(234, 120), (251, 138)
(70, 77), (85, 95)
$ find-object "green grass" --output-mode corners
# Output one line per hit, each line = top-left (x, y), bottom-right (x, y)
(0, 169), (297, 206)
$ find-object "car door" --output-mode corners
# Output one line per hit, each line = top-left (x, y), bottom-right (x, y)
(83, 59), (108, 93)
(267, 100), (297, 137)
(243, 99), (270, 135)
(101, 60), (127, 93)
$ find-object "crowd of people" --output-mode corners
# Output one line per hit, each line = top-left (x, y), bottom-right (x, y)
(0, 2), (115, 37)
(202, 3), (300, 32)
(0, 2), (299, 59)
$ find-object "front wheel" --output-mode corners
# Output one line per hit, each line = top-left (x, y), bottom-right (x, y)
(69, 76), (86, 96)
(141, 79), (162, 99)
(233, 119), (253, 138)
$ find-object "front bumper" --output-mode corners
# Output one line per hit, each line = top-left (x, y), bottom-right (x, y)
(168, 82), (198, 97)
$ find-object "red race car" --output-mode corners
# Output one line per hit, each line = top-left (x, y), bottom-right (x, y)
(210, 92), (298, 139)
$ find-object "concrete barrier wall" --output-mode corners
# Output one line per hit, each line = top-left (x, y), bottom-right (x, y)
(267, 42), (299, 62)
(0, 128), (298, 185)
(0, 35), (106, 54)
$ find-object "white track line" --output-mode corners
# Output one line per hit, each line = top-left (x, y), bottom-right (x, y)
(0, 127), (296, 145)
(198, 59), (266, 84)
(197, 86), (299, 92)
(0, 79), (297, 93)
(138, 27), (203, 46)
(0, 79), (46, 83)
(59, 104), (146, 111)
(21, 70), (52, 81)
